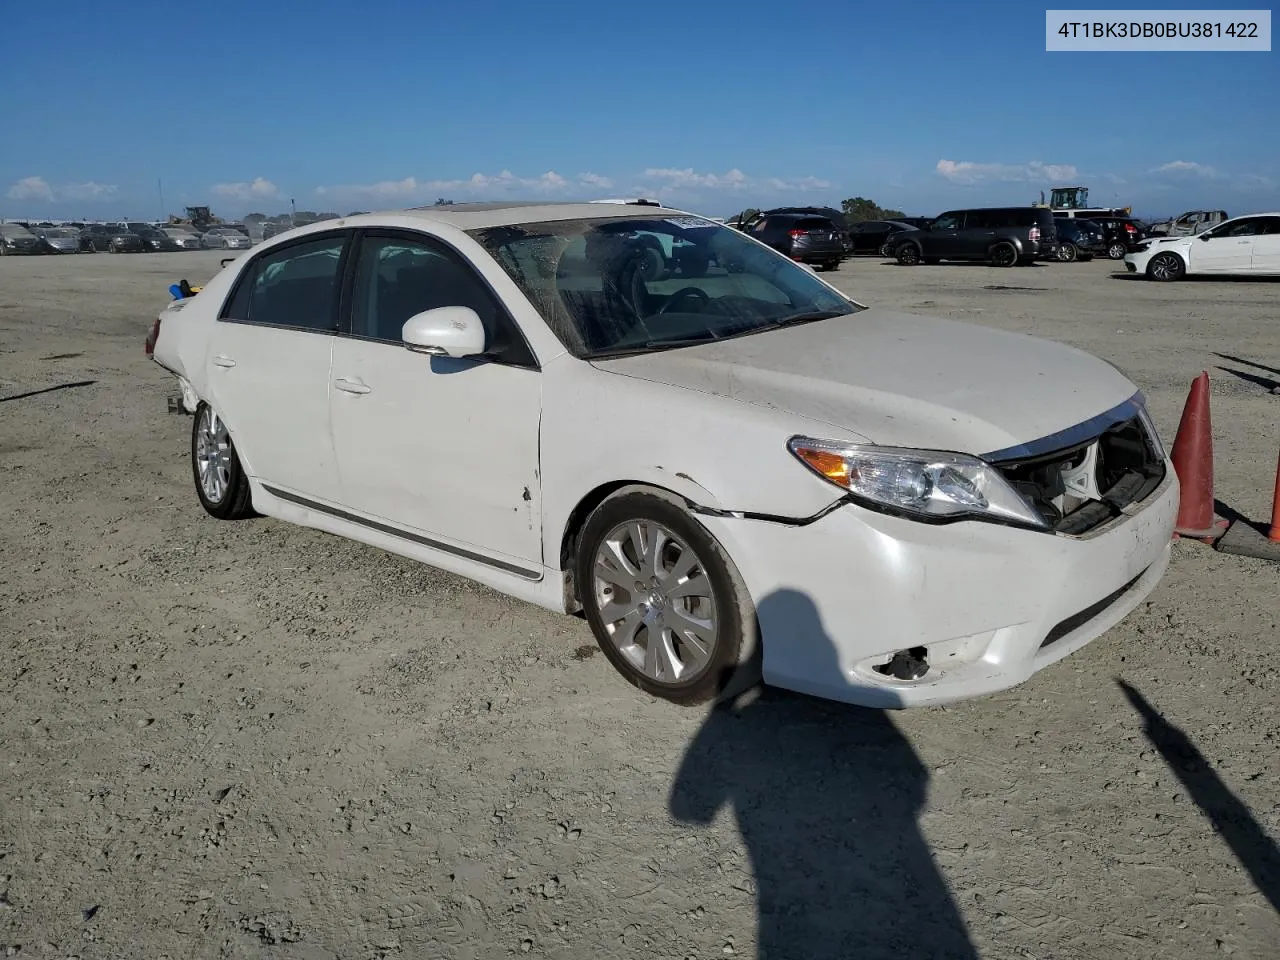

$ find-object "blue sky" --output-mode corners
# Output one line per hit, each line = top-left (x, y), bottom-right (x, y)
(2, 1), (1276, 220)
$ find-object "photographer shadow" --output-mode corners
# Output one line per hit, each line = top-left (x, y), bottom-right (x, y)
(669, 588), (976, 960)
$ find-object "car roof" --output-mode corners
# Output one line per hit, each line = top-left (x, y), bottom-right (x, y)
(393, 201), (693, 228)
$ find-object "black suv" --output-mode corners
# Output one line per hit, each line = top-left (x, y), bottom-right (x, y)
(1079, 216), (1147, 260)
(1052, 217), (1105, 261)
(742, 213), (846, 270)
(890, 207), (1057, 267)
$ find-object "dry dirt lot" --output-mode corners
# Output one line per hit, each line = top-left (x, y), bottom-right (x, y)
(1, 249), (1277, 960)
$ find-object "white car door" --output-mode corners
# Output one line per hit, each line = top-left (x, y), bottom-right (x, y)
(1189, 217), (1261, 273)
(1250, 216), (1280, 275)
(328, 230), (543, 570)
(204, 231), (350, 503)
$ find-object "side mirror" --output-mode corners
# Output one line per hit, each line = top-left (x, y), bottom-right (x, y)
(1198, 232), (1213, 241)
(401, 306), (486, 358)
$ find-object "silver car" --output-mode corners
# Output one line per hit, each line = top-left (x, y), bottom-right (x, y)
(35, 226), (85, 253)
(200, 227), (252, 250)
(162, 228), (204, 251)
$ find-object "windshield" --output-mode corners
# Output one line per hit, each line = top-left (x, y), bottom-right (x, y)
(470, 216), (860, 358)
(43, 228), (77, 238)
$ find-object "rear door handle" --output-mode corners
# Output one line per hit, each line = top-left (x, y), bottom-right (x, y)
(212, 355), (236, 368)
(334, 377), (371, 395)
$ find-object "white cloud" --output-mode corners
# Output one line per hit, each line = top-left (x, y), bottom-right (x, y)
(61, 181), (118, 201)
(314, 167), (832, 209)
(628, 168), (829, 201)
(6, 175), (120, 203)
(936, 159), (1080, 185)
(1152, 160), (1219, 178)
(210, 177), (280, 202)
(316, 170), (617, 202)
(6, 176), (55, 202)
(640, 168), (750, 190)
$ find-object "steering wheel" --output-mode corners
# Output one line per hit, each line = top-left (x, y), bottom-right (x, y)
(658, 286), (711, 315)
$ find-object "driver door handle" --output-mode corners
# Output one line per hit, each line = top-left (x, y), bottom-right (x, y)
(334, 377), (371, 395)
(212, 355), (236, 368)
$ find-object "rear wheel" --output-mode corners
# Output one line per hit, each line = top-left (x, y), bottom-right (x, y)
(989, 242), (1017, 267)
(1146, 252), (1184, 282)
(576, 489), (759, 705)
(1058, 241), (1078, 262)
(191, 403), (256, 520)
(1107, 242), (1127, 260)
(896, 244), (921, 266)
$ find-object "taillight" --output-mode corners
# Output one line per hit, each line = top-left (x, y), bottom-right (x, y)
(1029, 226), (1040, 241)
(1124, 222), (1137, 234)
(145, 317), (161, 356)
(788, 229), (805, 238)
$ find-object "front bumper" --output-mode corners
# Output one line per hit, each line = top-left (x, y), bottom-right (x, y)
(701, 467), (1178, 708)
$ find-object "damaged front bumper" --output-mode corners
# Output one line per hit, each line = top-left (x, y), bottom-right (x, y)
(698, 398), (1180, 708)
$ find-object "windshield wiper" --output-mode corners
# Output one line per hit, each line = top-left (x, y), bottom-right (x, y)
(770, 309), (846, 327)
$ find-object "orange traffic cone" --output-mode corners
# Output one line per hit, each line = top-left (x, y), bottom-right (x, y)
(1268, 450), (1280, 543)
(1217, 448), (1280, 562)
(1169, 371), (1228, 542)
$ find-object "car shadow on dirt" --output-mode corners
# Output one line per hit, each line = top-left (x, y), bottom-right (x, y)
(669, 588), (977, 960)
(1117, 680), (1280, 916)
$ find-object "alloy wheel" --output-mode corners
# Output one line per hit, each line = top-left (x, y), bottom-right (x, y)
(195, 406), (233, 504)
(591, 519), (718, 685)
(1149, 253), (1182, 282)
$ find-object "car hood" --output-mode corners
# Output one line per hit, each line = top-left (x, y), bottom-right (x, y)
(590, 309), (1137, 455)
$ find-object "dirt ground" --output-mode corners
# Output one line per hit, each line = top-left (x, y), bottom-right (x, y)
(2, 249), (1277, 960)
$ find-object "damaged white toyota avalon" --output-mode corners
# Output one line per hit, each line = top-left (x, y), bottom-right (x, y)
(148, 201), (1178, 708)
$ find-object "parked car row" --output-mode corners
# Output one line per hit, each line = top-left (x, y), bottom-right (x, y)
(0, 219), (257, 254)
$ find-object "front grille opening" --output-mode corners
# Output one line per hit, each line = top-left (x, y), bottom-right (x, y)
(994, 416), (1165, 535)
(1041, 569), (1145, 648)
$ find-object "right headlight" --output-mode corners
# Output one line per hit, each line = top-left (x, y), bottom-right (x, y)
(787, 437), (1047, 530)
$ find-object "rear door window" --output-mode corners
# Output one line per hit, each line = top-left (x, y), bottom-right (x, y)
(223, 234), (348, 331)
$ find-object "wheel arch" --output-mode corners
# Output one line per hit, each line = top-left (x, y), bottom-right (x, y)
(557, 476), (728, 609)
(987, 237), (1023, 257)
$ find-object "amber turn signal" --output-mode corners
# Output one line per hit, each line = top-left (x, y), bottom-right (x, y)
(793, 447), (851, 485)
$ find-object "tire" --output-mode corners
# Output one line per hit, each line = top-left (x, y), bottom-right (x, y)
(575, 488), (760, 706)
(191, 402), (256, 520)
(1146, 252), (1185, 282)
(1107, 242), (1127, 260)
(1058, 241), (1078, 262)
(989, 241), (1017, 267)
(896, 243), (921, 266)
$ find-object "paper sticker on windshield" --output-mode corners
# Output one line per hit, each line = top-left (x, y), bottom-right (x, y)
(664, 216), (716, 229)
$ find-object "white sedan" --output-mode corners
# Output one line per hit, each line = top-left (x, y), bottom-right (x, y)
(148, 202), (1178, 708)
(1125, 212), (1280, 280)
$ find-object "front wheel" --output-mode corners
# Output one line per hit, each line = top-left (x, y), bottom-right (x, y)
(896, 244), (921, 266)
(1107, 242), (1127, 260)
(1146, 252), (1185, 282)
(1058, 242), (1078, 262)
(576, 489), (759, 705)
(191, 403), (256, 520)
